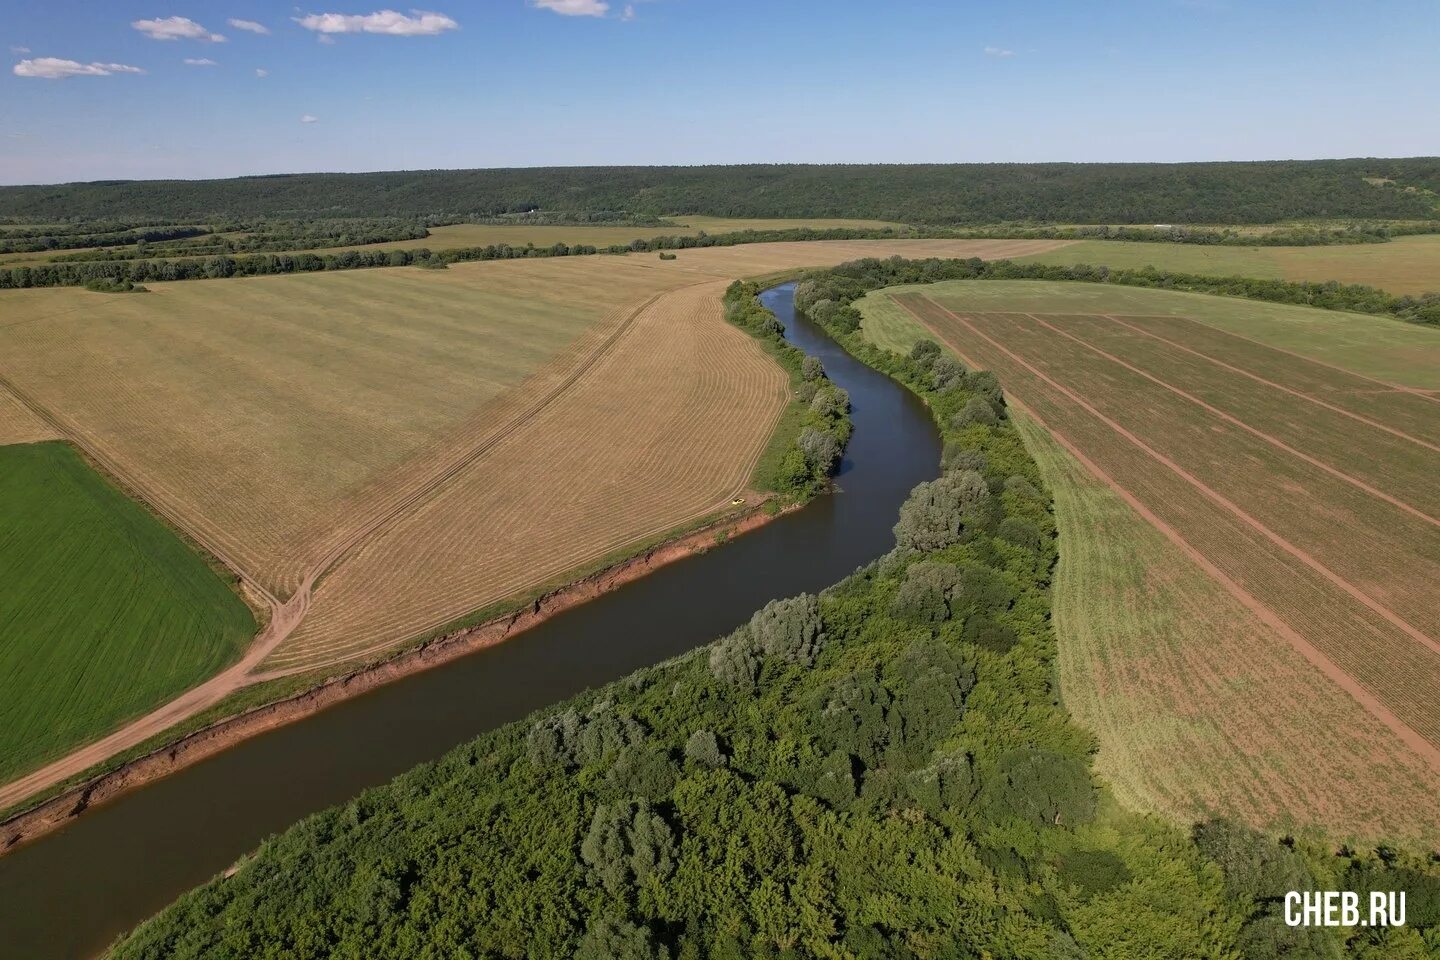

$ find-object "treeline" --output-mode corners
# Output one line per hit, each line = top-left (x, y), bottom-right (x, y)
(47, 218), (430, 262)
(0, 225), (906, 289)
(0, 225), (208, 254)
(4, 158), (1439, 224)
(798, 250), (1440, 328)
(968, 221), (1440, 246)
(722, 281), (850, 497)
(108, 271), (1439, 959)
(10, 226), (1435, 326)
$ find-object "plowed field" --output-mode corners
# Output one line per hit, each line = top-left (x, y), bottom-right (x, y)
(861, 280), (1440, 837)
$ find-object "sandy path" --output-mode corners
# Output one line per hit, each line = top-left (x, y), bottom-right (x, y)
(894, 295), (1440, 771)
(903, 295), (1440, 657)
(1100, 315), (1440, 454)
(1019, 313), (1440, 529)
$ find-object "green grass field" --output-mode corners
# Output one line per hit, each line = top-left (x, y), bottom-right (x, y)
(0, 442), (255, 782)
(1014, 234), (1440, 296)
(856, 278), (1440, 387)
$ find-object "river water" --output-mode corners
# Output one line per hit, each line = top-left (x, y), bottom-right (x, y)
(0, 283), (941, 959)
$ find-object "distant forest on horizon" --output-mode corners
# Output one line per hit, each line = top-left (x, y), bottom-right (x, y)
(2, 158), (1439, 225)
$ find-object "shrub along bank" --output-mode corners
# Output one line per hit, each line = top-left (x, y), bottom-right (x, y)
(722, 280), (850, 500)
(107, 271), (1438, 960)
(803, 254), (1440, 326)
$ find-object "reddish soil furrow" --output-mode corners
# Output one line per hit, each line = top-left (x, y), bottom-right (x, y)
(1099, 314), (1440, 455)
(1017, 312), (1440, 529)
(943, 311), (1440, 635)
(902, 298), (1440, 657)
(1108, 316), (1440, 449)
(892, 296), (1440, 768)
(1013, 402), (1440, 770)
(1159, 313), (1440, 405)
(895, 295), (1440, 755)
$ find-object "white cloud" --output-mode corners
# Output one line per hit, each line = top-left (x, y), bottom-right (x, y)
(13, 57), (146, 79)
(132, 16), (226, 42)
(300, 114), (319, 123)
(317, 33), (337, 44)
(256, 67), (269, 77)
(227, 18), (271, 35)
(983, 45), (1016, 57)
(621, 4), (636, 20)
(183, 57), (218, 66)
(10, 46), (30, 54)
(531, 0), (610, 16)
(294, 10), (459, 35)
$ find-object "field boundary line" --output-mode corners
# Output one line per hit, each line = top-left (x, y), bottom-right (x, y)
(1016, 312), (1440, 529)
(899, 294), (1440, 658)
(1098, 314), (1440, 454)
(1012, 401), (1440, 772)
(299, 284), (708, 602)
(1162, 312), (1440, 405)
(891, 294), (1440, 770)
(0, 369), (278, 608)
(267, 278), (788, 671)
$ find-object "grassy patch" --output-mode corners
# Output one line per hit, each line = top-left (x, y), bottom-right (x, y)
(1016, 234), (1440, 297)
(0, 442), (255, 783)
(857, 278), (1440, 387)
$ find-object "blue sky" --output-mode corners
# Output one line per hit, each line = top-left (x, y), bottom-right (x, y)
(2, 1), (1437, 185)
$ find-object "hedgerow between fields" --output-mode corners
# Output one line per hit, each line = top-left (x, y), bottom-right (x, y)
(107, 270), (1439, 960)
(7, 228), (1436, 329)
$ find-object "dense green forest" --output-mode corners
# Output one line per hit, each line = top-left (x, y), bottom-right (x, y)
(3, 159), (1438, 224)
(108, 265), (1439, 960)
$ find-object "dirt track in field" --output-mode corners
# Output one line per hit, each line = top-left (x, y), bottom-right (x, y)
(896, 294), (1440, 768)
(0, 287), (693, 812)
(1100, 315), (1440, 454)
(263, 278), (791, 670)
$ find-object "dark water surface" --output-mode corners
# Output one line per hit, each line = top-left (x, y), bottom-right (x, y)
(0, 283), (941, 959)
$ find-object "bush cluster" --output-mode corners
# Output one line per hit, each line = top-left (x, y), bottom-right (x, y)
(721, 280), (852, 498)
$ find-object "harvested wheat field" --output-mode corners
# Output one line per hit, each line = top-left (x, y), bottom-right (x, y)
(0, 239), (1060, 654)
(0, 238), (1069, 805)
(0, 383), (58, 446)
(859, 279), (1440, 837)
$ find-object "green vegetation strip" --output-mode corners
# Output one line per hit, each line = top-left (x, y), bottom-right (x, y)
(3, 158), (1438, 223)
(106, 272), (1438, 959)
(0, 442), (255, 783)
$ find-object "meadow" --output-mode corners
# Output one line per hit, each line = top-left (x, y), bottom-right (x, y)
(0, 442), (255, 782)
(857, 278), (1440, 839)
(1015, 233), (1440, 296)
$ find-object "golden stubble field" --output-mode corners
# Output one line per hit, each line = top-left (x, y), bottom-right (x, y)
(0, 239), (1068, 674)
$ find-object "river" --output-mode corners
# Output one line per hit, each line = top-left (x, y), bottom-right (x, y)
(0, 282), (942, 959)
